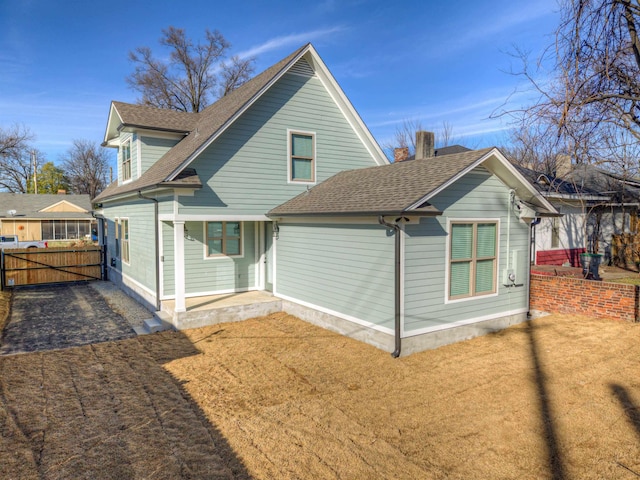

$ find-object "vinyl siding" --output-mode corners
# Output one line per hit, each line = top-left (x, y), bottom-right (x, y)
(161, 220), (257, 297)
(275, 223), (395, 331)
(179, 72), (380, 215)
(140, 136), (180, 176)
(102, 199), (157, 292)
(403, 167), (529, 333)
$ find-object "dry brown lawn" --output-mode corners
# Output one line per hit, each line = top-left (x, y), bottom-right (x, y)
(0, 290), (10, 332)
(1, 309), (640, 479)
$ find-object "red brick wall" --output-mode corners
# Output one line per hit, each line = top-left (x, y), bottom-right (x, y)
(530, 274), (639, 322)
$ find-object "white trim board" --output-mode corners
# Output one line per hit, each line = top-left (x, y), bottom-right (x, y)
(161, 286), (258, 300)
(159, 214), (270, 222)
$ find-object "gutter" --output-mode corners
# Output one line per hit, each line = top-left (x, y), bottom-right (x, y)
(269, 209), (441, 218)
(378, 215), (403, 358)
(137, 191), (161, 311)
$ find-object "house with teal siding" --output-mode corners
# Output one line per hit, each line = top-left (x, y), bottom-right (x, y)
(94, 44), (558, 356)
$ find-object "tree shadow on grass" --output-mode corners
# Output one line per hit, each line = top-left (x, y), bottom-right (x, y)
(610, 383), (640, 441)
(0, 331), (252, 479)
(525, 320), (567, 480)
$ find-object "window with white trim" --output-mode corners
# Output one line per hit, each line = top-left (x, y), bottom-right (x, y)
(115, 218), (130, 264)
(551, 217), (560, 248)
(206, 221), (242, 257)
(449, 221), (497, 299)
(289, 132), (315, 182)
(121, 218), (130, 264)
(121, 139), (132, 181)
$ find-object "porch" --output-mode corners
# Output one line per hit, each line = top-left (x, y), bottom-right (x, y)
(153, 291), (283, 331)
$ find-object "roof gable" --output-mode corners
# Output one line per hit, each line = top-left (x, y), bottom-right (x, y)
(0, 193), (93, 218)
(95, 43), (388, 203)
(103, 102), (199, 146)
(268, 148), (558, 217)
(39, 199), (87, 213)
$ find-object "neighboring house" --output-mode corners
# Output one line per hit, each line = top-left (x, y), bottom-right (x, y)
(94, 43), (557, 355)
(515, 157), (640, 266)
(0, 193), (96, 241)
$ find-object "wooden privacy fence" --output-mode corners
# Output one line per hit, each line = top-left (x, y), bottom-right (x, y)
(1, 246), (105, 289)
(611, 233), (640, 270)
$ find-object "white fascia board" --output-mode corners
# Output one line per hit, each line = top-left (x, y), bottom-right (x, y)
(305, 46), (389, 166)
(98, 187), (178, 205)
(544, 193), (610, 202)
(103, 102), (123, 144)
(482, 149), (559, 214)
(158, 213), (270, 222)
(166, 46), (313, 182)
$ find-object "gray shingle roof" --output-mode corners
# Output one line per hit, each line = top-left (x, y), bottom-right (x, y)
(406, 145), (472, 161)
(0, 193), (93, 219)
(269, 148), (495, 216)
(112, 101), (200, 133)
(512, 163), (640, 202)
(94, 44), (309, 203)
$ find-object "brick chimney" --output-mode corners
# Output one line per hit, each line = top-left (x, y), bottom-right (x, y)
(555, 154), (572, 178)
(415, 131), (434, 159)
(394, 147), (409, 162)
(57, 189), (67, 195)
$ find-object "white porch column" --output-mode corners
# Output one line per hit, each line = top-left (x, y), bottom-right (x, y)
(173, 220), (186, 312)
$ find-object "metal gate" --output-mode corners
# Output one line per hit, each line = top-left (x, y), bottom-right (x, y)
(1, 246), (106, 289)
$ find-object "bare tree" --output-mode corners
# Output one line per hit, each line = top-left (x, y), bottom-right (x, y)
(127, 27), (255, 113)
(0, 125), (37, 193)
(502, 124), (566, 175)
(60, 139), (110, 199)
(500, 0), (640, 166)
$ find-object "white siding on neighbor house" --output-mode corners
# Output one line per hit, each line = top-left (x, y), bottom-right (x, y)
(103, 199), (157, 292)
(275, 223), (395, 331)
(403, 167), (530, 334)
(534, 204), (585, 253)
(161, 220), (257, 297)
(140, 136), (180, 176)
(179, 72), (381, 216)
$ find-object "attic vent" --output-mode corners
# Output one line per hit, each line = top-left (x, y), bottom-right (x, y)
(289, 58), (315, 77)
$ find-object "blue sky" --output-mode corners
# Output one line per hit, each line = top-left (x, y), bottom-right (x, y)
(0, 0), (559, 165)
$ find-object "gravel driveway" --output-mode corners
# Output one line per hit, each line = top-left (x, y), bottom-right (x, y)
(0, 283), (138, 355)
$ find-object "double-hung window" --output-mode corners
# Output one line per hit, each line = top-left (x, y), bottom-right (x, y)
(114, 218), (130, 264)
(121, 219), (130, 264)
(449, 221), (497, 300)
(121, 139), (132, 181)
(289, 131), (315, 183)
(206, 221), (242, 257)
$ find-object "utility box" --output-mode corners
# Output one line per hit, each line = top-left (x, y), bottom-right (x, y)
(503, 249), (525, 286)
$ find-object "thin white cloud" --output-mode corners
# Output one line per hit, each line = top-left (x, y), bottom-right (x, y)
(238, 26), (346, 58)
(422, 1), (557, 59)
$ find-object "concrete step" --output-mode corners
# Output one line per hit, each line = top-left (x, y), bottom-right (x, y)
(133, 311), (174, 335)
